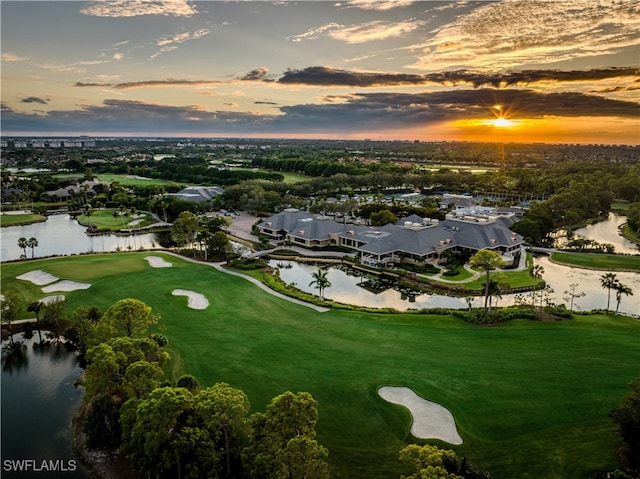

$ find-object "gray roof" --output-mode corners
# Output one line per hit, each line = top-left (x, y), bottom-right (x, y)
(287, 216), (347, 241)
(169, 186), (223, 203)
(258, 209), (316, 233)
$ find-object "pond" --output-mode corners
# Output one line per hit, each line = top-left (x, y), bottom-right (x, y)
(269, 257), (639, 316)
(1, 334), (89, 478)
(0, 213), (160, 262)
(562, 213), (639, 254)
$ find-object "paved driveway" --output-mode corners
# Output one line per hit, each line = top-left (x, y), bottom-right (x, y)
(226, 211), (261, 241)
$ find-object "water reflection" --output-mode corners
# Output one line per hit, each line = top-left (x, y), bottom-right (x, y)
(1, 334), (88, 478)
(1, 342), (29, 373)
(568, 213), (639, 254)
(269, 258), (639, 316)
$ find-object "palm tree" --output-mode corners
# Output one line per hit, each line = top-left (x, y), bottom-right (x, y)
(614, 283), (634, 315)
(470, 249), (506, 313)
(309, 268), (331, 301)
(17, 237), (28, 258)
(27, 237), (38, 258)
(600, 273), (619, 313)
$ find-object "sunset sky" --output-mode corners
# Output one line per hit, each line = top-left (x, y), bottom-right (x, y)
(1, 0), (639, 143)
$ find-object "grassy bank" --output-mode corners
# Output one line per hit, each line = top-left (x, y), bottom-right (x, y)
(2, 252), (638, 479)
(550, 251), (640, 271)
(76, 208), (155, 231)
(0, 213), (47, 227)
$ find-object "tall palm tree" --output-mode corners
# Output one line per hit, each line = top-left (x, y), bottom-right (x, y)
(17, 237), (28, 258)
(309, 268), (331, 301)
(27, 237), (38, 258)
(614, 283), (634, 315)
(470, 249), (506, 313)
(600, 273), (619, 313)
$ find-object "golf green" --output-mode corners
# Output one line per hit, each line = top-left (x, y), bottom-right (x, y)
(2, 252), (638, 478)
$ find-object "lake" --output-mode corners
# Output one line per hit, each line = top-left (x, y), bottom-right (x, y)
(0, 213), (160, 262)
(1, 335), (89, 478)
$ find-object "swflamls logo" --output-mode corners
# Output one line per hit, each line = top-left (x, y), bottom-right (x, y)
(2, 459), (77, 472)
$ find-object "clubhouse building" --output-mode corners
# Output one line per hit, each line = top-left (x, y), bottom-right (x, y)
(257, 208), (524, 268)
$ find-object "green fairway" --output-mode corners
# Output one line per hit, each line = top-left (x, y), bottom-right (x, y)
(2, 252), (638, 479)
(77, 208), (155, 230)
(551, 251), (640, 271)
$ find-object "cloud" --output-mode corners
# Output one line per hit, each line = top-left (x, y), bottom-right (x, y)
(292, 19), (424, 44)
(240, 68), (273, 82)
(21, 97), (49, 105)
(278, 66), (640, 88)
(113, 53), (125, 61)
(150, 28), (211, 59)
(412, 0), (640, 70)
(346, 0), (416, 11)
(1, 53), (30, 62)
(114, 79), (221, 90)
(80, 0), (198, 18)
(4, 88), (637, 137)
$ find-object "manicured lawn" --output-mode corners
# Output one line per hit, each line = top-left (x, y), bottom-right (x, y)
(551, 251), (640, 271)
(463, 268), (544, 291)
(0, 213), (46, 227)
(2, 252), (638, 479)
(76, 208), (155, 230)
(54, 173), (181, 187)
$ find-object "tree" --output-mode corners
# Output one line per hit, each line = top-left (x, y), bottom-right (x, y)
(614, 282), (634, 315)
(469, 249), (506, 313)
(309, 268), (331, 301)
(206, 231), (231, 262)
(17, 237), (28, 258)
(245, 391), (329, 479)
(600, 273), (619, 314)
(26, 237), (38, 258)
(171, 211), (200, 248)
(194, 383), (251, 477)
(398, 444), (489, 479)
(370, 209), (397, 226)
(563, 283), (585, 312)
(398, 444), (461, 479)
(1, 292), (21, 346)
(610, 375), (640, 470)
(94, 298), (160, 343)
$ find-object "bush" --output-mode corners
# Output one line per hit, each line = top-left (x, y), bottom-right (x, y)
(454, 307), (538, 325)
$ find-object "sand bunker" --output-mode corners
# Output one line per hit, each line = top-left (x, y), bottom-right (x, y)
(145, 256), (173, 268)
(378, 386), (463, 445)
(39, 295), (66, 304)
(172, 289), (209, 310)
(128, 219), (144, 226)
(42, 281), (92, 293)
(17, 270), (59, 285)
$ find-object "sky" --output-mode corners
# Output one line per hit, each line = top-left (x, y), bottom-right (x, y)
(1, 0), (639, 144)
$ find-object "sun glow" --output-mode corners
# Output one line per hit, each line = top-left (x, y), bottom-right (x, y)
(492, 116), (514, 127)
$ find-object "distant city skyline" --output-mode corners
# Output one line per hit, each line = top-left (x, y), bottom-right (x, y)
(1, 0), (639, 144)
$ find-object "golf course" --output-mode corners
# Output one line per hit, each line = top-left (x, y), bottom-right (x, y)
(2, 251), (639, 479)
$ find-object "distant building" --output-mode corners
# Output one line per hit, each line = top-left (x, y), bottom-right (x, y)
(167, 186), (224, 203)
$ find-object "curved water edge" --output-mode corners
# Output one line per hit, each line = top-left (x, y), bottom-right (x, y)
(378, 386), (463, 445)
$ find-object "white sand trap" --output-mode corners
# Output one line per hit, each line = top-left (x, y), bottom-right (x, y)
(128, 219), (144, 226)
(17, 270), (59, 285)
(378, 386), (463, 445)
(42, 280), (91, 293)
(145, 256), (173, 268)
(39, 295), (66, 304)
(172, 289), (209, 309)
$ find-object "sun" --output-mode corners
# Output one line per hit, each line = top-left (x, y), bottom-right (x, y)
(492, 116), (514, 127)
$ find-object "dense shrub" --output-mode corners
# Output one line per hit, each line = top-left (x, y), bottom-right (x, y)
(454, 307), (538, 325)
